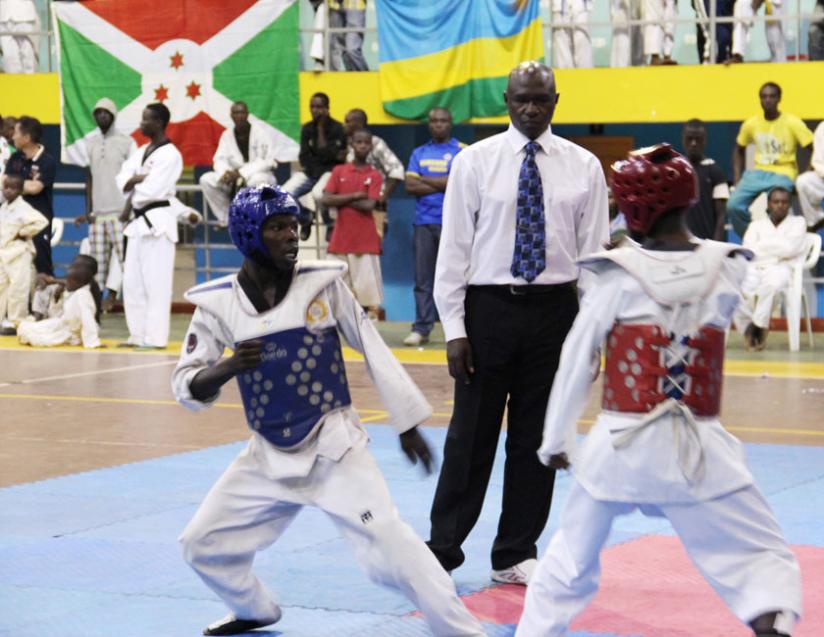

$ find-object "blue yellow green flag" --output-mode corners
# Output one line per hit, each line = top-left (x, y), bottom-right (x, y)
(376, 0), (544, 121)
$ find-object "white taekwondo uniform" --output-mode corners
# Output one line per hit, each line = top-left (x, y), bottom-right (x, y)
(116, 141), (200, 347)
(736, 215), (807, 330)
(516, 240), (801, 637)
(18, 284), (100, 348)
(199, 123), (280, 226)
(171, 260), (484, 637)
(0, 195), (47, 324)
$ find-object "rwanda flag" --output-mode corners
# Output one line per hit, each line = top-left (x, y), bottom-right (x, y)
(376, 0), (544, 122)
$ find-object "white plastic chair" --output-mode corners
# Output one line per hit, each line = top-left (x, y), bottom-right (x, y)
(50, 217), (64, 247)
(781, 233), (822, 352)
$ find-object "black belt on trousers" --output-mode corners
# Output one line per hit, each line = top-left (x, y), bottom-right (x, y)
(469, 282), (576, 297)
(133, 200), (170, 228)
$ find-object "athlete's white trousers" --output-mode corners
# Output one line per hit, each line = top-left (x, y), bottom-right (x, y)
(516, 481), (801, 636)
(180, 433), (485, 636)
(732, 0), (786, 61)
(0, 252), (33, 324)
(552, 2), (593, 68)
(797, 172), (824, 226)
(643, 0), (676, 56)
(740, 262), (792, 329)
(0, 20), (38, 73)
(123, 233), (175, 347)
(199, 171), (276, 226)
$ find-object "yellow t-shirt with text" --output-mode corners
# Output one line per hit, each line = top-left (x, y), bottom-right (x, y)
(736, 113), (814, 180)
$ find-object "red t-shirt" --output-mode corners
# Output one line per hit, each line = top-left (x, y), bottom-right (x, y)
(324, 162), (383, 255)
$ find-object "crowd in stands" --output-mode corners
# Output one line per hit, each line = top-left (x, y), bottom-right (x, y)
(0, 78), (821, 353)
(2, 0), (824, 74)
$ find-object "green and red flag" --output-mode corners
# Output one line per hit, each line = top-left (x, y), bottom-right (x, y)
(52, 0), (300, 166)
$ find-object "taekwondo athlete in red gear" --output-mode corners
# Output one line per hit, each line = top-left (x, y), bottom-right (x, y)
(171, 185), (484, 637)
(516, 145), (802, 637)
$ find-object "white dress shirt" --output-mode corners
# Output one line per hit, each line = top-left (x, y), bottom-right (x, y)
(434, 124), (609, 341)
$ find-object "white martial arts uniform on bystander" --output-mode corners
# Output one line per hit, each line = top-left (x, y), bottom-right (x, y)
(796, 121), (824, 228)
(643, 0), (676, 60)
(0, 0), (39, 73)
(0, 194), (47, 325)
(116, 141), (198, 348)
(734, 214), (807, 331)
(18, 283), (100, 348)
(732, 0), (786, 61)
(171, 259), (484, 637)
(551, 0), (593, 68)
(199, 123), (280, 226)
(516, 240), (801, 637)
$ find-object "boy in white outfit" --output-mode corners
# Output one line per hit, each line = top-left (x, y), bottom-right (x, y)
(171, 185), (484, 637)
(0, 173), (48, 334)
(516, 145), (801, 637)
(18, 254), (101, 348)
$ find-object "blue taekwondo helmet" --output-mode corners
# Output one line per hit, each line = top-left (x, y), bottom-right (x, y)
(228, 185), (302, 262)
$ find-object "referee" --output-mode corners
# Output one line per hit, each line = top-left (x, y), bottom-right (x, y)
(427, 61), (609, 584)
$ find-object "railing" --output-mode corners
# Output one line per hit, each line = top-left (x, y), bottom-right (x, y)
(3, 0), (819, 75)
(51, 181), (326, 282)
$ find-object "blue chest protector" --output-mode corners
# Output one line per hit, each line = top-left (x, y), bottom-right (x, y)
(236, 326), (352, 447)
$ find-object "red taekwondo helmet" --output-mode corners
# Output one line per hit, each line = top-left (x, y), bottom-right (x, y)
(610, 143), (699, 234)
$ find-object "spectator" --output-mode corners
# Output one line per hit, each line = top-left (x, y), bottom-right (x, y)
(328, 0), (368, 71)
(610, 0), (644, 67)
(0, 113), (10, 173)
(115, 103), (200, 350)
(5, 116), (56, 275)
(735, 187), (807, 350)
(727, 82), (813, 238)
(2, 116), (16, 147)
(282, 92), (347, 241)
(731, 0), (786, 62)
(682, 119), (729, 240)
(403, 107), (464, 347)
(796, 121), (824, 232)
(321, 129), (383, 317)
(200, 101), (279, 227)
(643, 0), (677, 64)
(428, 62), (609, 586)
(694, 0), (734, 62)
(811, 0), (824, 60)
(0, 0), (39, 73)
(308, 0), (327, 71)
(550, 0), (593, 68)
(18, 254), (102, 349)
(0, 173), (48, 336)
(73, 98), (136, 311)
(343, 108), (403, 238)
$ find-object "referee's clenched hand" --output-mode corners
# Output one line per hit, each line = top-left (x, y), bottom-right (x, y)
(446, 337), (474, 385)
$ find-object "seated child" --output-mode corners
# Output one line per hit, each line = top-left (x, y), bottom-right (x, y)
(0, 173), (49, 336)
(18, 255), (102, 348)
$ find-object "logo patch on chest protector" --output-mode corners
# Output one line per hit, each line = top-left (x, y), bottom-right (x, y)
(186, 333), (197, 353)
(651, 259), (704, 284)
(360, 510), (373, 524)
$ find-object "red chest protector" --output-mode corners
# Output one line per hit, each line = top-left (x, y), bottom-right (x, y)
(602, 323), (725, 417)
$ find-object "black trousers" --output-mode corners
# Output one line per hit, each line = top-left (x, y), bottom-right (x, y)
(428, 283), (578, 571)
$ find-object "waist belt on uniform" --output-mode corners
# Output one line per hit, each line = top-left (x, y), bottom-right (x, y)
(133, 200), (170, 228)
(470, 282), (575, 297)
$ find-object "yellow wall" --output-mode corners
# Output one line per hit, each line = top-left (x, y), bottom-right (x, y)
(4, 63), (822, 126)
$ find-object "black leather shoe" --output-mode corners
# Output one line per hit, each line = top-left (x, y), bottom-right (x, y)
(299, 223), (312, 241)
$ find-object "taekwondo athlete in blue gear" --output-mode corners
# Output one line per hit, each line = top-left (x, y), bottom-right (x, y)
(172, 185), (485, 637)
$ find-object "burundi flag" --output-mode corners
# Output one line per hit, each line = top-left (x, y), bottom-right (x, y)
(376, 0), (544, 122)
(52, 0), (300, 166)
